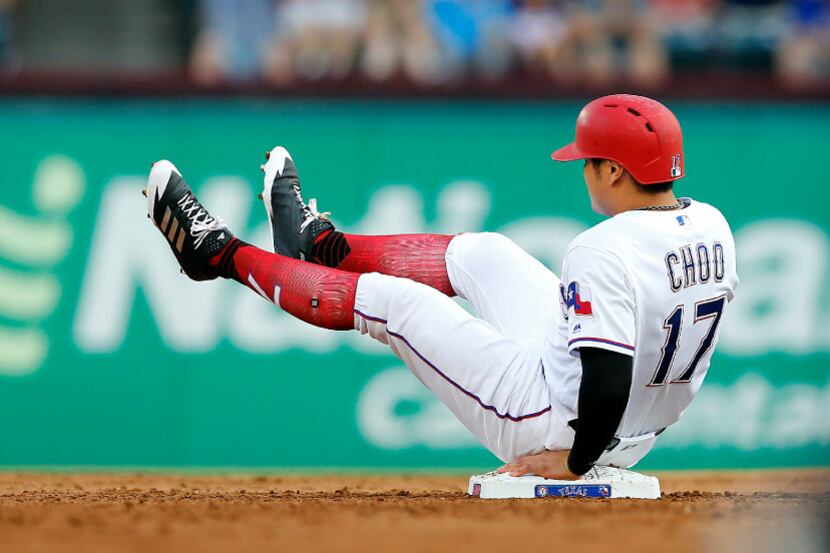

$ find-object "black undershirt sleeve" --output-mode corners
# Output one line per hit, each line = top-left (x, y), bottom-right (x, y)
(566, 347), (633, 476)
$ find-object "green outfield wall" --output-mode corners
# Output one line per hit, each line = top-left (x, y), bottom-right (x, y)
(0, 99), (828, 470)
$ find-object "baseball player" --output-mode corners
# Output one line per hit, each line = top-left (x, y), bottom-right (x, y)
(144, 94), (738, 479)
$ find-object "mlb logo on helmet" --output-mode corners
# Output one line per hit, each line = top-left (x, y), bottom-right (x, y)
(670, 154), (682, 177)
(567, 281), (593, 316)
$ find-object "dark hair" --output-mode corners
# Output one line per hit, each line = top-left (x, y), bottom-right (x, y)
(634, 180), (674, 194)
(587, 158), (674, 195)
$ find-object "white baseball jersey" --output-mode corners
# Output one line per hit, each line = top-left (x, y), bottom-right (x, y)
(351, 201), (736, 466)
(544, 198), (739, 441)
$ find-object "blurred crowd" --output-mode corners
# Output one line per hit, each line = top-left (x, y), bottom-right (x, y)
(0, 0), (13, 70)
(1, 0), (829, 89)
(189, 0), (830, 88)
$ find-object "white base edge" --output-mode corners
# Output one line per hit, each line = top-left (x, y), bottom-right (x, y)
(467, 466), (661, 500)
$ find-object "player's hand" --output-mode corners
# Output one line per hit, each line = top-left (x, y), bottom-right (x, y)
(497, 449), (580, 480)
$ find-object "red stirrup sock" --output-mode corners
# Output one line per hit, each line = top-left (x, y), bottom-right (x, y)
(311, 232), (455, 296)
(211, 238), (358, 331)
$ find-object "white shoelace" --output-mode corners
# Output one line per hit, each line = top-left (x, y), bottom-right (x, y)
(299, 198), (331, 233)
(178, 195), (226, 249)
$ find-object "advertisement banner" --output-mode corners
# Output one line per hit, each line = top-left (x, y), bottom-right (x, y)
(0, 100), (828, 469)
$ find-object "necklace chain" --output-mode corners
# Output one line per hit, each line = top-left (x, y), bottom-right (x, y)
(635, 199), (685, 212)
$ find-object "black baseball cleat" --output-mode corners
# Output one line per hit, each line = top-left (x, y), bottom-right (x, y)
(144, 160), (234, 281)
(259, 146), (334, 260)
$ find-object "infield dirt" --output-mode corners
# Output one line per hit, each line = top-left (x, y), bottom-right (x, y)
(1, 470), (827, 553)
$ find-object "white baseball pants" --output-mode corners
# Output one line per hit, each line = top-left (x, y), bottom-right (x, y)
(354, 232), (563, 463)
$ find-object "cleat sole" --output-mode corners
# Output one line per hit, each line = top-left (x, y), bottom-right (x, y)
(260, 146), (293, 248)
(146, 160), (182, 222)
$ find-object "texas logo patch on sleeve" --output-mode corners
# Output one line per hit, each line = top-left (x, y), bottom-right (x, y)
(566, 281), (593, 316)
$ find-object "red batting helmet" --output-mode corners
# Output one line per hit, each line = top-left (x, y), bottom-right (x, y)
(551, 94), (684, 184)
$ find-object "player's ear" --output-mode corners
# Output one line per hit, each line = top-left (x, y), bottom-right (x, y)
(607, 161), (625, 186)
